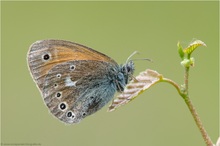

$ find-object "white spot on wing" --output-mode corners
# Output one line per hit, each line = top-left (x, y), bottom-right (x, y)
(65, 76), (77, 87)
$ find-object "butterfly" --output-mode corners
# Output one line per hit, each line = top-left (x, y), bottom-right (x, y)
(27, 39), (135, 124)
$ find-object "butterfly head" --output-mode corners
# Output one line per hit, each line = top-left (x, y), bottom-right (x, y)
(116, 60), (135, 92)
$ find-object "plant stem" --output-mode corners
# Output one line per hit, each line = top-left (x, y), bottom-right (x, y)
(184, 67), (189, 94)
(183, 65), (213, 146)
(161, 78), (182, 96)
(183, 95), (213, 146)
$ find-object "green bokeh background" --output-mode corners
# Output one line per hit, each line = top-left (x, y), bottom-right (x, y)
(1, 1), (219, 146)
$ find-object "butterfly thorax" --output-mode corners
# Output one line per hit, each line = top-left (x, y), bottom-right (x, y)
(115, 60), (135, 92)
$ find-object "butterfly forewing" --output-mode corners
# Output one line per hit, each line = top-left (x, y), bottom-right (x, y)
(27, 40), (117, 91)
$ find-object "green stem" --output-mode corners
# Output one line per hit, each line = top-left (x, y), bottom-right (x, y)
(184, 67), (189, 94)
(161, 78), (183, 96)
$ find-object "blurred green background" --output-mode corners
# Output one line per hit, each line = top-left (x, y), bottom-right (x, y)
(1, 1), (218, 146)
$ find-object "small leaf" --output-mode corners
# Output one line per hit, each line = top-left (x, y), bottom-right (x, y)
(177, 41), (184, 60)
(183, 40), (207, 55)
(108, 69), (163, 112)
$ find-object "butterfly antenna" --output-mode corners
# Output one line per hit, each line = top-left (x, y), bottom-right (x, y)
(132, 58), (153, 62)
(126, 51), (139, 64)
(126, 51), (153, 63)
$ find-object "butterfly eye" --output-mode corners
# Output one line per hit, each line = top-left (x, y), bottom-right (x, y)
(70, 65), (75, 71)
(42, 53), (50, 61)
(59, 102), (67, 111)
(127, 66), (131, 73)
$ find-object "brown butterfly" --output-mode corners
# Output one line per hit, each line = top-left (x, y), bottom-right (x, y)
(27, 39), (135, 124)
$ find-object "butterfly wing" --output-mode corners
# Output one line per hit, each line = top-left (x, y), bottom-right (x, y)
(42, 60), (117, 124)
(27, 39), (117, 91)
(27, 40), (120, 124)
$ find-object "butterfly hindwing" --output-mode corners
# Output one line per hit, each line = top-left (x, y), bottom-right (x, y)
(42, 60), (117, 124)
